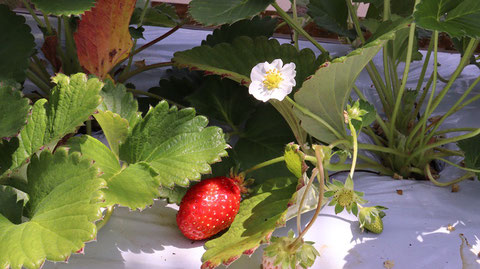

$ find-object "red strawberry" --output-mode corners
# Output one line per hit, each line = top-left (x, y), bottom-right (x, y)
(176, 176), (243, 240)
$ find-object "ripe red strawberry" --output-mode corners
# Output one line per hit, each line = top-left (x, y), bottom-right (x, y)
(176, 176), (243, 240)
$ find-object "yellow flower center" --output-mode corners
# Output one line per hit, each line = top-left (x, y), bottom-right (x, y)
(263, 69), (283, 90)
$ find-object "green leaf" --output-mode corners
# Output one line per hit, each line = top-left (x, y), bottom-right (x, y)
(98, 79), (140, 126)
(308, 0), (356, 39)
(0, 185), (24, 224)
(0, 149), (104, 269)
(284, 143), (305, 179)
(414, 0), (480, 38)
(158, 185), (188, 205)
(202, 16), (278, 47)
(67, 135), (161, 210)
(67, 135), (121, 181)
(458, 134), (480, 179)
(0, 73), (103, 177)
(31, 0), (96, 15)
(294, 35), (391, 144)
(0, 81), (30, 138)
(130, 3), (180, 27)
(351, 100), (376, 131)
(94, 111), (129, 157)
(119, 101), (228, 188)
(185, 77), (258, 129)
(201, 177), (297, 268)
(0, 5), (35, 82)
(233, 105), (295, 182)
(173, 36), (325, 90)
(102, 162), (159, 209)
(189, 0), (274, 26)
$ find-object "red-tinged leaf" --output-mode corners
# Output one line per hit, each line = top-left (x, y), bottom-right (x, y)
(74, 0), (136, 79)
(41, 34), (62, 72)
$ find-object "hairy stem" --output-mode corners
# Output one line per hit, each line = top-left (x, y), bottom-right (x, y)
(291, 145), (325, 246)
(272, 2), (329, 57)
(425, 164), (472, 187)
(285, 96), (344, 140)
(243, 156), (285, 175)
(296, 169), (318, 235)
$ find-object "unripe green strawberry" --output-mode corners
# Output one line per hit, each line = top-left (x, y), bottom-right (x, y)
(363, 215), (383, 234)
(176, 176), (242, 240)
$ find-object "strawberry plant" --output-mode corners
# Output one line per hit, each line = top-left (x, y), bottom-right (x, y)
(0, 0), (479, 268)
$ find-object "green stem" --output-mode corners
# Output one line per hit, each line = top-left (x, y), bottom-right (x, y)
(26, 69), (51, 96)
(347, 120), (358, 180)
(296, 169), (318, 235)
(272, 2), (329, 57)
(96, 206), (114, 231)
(358, 143), (408, 157)
(407, 128), (480, 164)
(424, 75), (480, 143)
(434, 157), (480, 173)
(117, 62), (173, 82)
(292, 145), (325, 245)
(388, 13), (418, 146)
(126, 88), (185, 108)
(32, 55), (52, 83)
(21, 0), (45, 28)
(433, 127), (479, 137)
(450, 93), (480, 115)
(346, 0), (365, 43)
(425, 164), (472, 187)
(42, 11), (53, 35)
(292, 0), (299, 50)
(132, 25), (181, 57)
(424, 38), (478, 122)
(243, 156), (285, 175)
(414, 34), (434, 93)
(122, 0), (151, 76)
(285, 96), (344, 140)
(412, 71), (434, 121)
(383, 0), (390, 20)
(63, 16), (81, 73)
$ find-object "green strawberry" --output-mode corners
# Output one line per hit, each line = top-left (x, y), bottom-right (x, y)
(362, 215), (383, 234)
(358, 206), (387, 234)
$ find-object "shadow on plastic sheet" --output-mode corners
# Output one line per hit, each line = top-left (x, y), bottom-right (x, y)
(343, 175), (480, 269)
(43, 199), (204, 269)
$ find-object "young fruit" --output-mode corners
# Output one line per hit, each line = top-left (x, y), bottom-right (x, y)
(176, 176), (242, 240)
(363, 215), (383, 234)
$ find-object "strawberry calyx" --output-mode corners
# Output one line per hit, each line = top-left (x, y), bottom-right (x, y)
(262, 230), (319, 269)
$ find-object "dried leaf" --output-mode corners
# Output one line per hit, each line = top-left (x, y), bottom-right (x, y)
(396, 189), (403, 195)
(447, 224), (456, 232)
(41, 34), (62, 72)
(452, 184), (460, 192)
(74, 0), (136, 79)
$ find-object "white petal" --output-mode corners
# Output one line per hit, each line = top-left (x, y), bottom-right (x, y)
(281, 62), (296, 73)
(250, 63), (266, 82)
(269, 84), (292, 101)
(249, 81), (271, 102)
(271, 59), (284, 70)
(263, 61), (273, 72)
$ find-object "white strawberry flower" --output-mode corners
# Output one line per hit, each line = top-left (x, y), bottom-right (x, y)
(248, 59), (296, 102)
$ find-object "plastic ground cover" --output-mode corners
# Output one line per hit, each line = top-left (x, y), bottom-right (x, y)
(20, 15), (480, 269)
